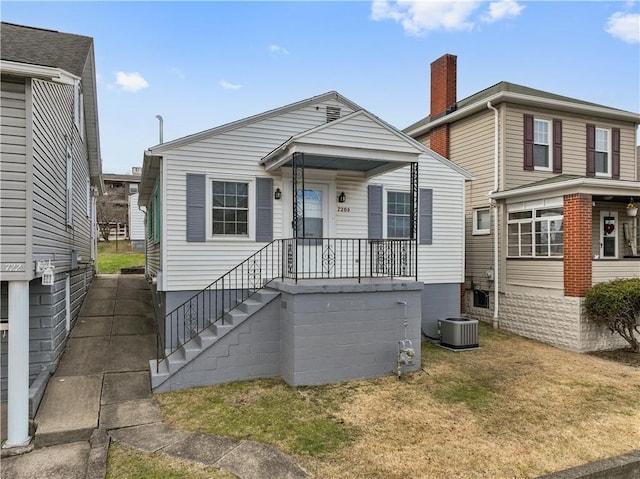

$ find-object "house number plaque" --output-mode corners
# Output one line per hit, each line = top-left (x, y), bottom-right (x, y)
(337, 207), (350, 213)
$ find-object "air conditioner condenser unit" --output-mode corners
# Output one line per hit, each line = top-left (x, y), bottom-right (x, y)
(438, 317), (479, 349)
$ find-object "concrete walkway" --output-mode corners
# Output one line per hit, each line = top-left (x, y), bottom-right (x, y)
(1, 274), (307, 479)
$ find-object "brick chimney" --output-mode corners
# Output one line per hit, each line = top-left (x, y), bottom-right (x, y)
(429, 54), (457, 158)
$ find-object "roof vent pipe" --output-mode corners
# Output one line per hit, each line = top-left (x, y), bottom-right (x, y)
(155, 115), (163, 144)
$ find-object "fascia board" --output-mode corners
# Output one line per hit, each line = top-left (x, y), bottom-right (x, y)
(491, 178), (640, 202)
(407, 91), (640, 137)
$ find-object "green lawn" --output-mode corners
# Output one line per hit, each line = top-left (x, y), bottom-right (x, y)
(97, 240), (145, 274)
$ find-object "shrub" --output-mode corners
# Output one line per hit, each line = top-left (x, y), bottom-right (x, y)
(584, 278), (640, 352)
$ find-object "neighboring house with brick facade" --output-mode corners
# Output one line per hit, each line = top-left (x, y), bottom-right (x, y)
(406, 53), (640, 352)
(0, 22), (103, 448)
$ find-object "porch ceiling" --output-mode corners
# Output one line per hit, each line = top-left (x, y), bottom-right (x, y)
(260, 142), (418, 177)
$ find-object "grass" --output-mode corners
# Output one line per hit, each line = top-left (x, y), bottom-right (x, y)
(97, 240), (145, 273)
(106, 443), (234, 479)
(157, 323), (640, 479)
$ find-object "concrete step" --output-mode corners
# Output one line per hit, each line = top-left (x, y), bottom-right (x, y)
(255, 289), (279, 303)
(34, 375), (102, 448)
(223, 309), (248, 326)
(238, 298), (262, 314)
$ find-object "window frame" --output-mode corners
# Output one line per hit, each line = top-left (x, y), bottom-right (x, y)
(594, 127), (611, 177)
(472, 208), (491, 235)
(507, 203), (563, 258)
(385, 189), (411, 239)
(533, 118), (552, 171)
(208, 177), (254, 240)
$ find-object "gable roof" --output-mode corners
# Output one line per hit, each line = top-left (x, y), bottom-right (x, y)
(405, 81), (640, 137)
(1, 22), (103, 193)
(1, 22), (92, 77)
(147, 91), (363, 154)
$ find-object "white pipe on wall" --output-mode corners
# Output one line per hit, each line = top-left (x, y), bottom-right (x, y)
(487, 102), (500, 328)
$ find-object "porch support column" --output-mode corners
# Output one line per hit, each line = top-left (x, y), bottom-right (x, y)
(4, 280), (31, 448)
(563, 193), (592, 297)
(410, 162), (418, 280)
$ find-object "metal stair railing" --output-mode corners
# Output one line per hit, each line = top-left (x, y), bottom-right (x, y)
(154, 238), (417, 373)
(155, 239), (284, 372)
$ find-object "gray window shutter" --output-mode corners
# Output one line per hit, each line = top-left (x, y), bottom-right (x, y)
(255, 177), (273, 242)
(419, 188), (433, 245)
(186, 173), (206, 242)
(368, 185), (383, 240)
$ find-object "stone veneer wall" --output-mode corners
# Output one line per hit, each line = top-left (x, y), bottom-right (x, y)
(466, 290), (627, 352)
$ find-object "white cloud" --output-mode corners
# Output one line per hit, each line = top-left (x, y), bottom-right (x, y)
(219, 80), (242, 90)
(606, 11), (640, 43)
(268, 44), (289, 55)
(371, 0), (525, 34)
(115, 71), (149, 92)
(371, 0), (482, 35)
(481, 0), (525, 23)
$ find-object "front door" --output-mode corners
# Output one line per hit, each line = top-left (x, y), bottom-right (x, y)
(600, 211), (618, 259)
(294, 185), (329, 278)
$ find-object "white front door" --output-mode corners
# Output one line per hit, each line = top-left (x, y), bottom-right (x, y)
(295, 184), (329, 277)
(600, 211), (618, 259)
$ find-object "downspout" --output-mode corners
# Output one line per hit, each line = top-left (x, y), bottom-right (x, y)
(487, 102), (500, 328)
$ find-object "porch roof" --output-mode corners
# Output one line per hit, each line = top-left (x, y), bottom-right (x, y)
(260, 110), (424, 178)
(491, 175), (640, 202)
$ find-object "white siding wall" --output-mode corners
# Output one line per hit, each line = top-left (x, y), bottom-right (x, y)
(0, 77), (30, 280)
(159, 99), (465, 291)
(128, 193), (145, 240)
(31, 78), (93, 275)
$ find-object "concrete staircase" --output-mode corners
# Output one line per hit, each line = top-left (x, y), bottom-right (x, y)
(149, 288), (280, 391)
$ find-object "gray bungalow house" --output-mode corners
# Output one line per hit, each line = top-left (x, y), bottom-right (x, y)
(0, 22), (103, 448)
(139, 91), (472, 393)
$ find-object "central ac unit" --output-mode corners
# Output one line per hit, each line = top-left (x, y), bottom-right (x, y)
(438, 317), (479, 349)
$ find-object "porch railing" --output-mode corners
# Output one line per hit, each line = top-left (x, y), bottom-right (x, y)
(156, 238), (417, 372)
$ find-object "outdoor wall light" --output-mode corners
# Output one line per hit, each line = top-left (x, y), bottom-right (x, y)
(338, 191), (346, 203)
(274, 188), (282, 200)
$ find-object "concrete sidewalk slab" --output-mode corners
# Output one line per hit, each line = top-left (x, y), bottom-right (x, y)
(79, 298), (115, 317)
(107, 334), (156, 371)
(117, 275), (150, 290)
(0, 442), (90, 479)
(216, 440), (308, 479)
(99, 398), (162, 430)
(84, 287), (117, 301)
(55, 337), (109, 376)
(34, 375), (102, 448)
(70, 316), (113, 338)
(114, 287), (152, 300)
(160, 431), (239, 465)
(109, 423), (192, 453)
(91, 275), (119, 287)
(114, 298), (154, 317)
(112, 315), (155, 335)
(101, 371), (151, 405)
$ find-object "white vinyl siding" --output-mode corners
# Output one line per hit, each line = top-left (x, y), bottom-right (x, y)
(158, 98), (465, 291)
(128, 193), (146, 241)
(31, 78), (93, 273)
(0, 77), (29, 279)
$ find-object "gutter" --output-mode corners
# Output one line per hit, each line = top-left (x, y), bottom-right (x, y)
(487, 102), (500, 328)
(406, 91), (640, 138)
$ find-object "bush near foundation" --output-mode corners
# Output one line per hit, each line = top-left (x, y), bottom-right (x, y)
(584, 278), (640, 353)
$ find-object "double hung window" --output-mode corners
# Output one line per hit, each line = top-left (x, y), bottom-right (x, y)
(212, 181), (248, 236)
(595, 128), (610, 176)
(533, 119), (551, 169)
(387, 191), (411, 239)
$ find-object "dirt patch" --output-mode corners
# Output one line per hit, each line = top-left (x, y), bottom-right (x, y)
(589, 348), (640, 368)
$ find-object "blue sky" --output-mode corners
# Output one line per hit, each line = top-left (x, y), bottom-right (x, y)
(3, 1), (639, 174)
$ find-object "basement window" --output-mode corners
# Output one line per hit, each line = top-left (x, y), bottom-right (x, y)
(473, 290), (490, 309)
